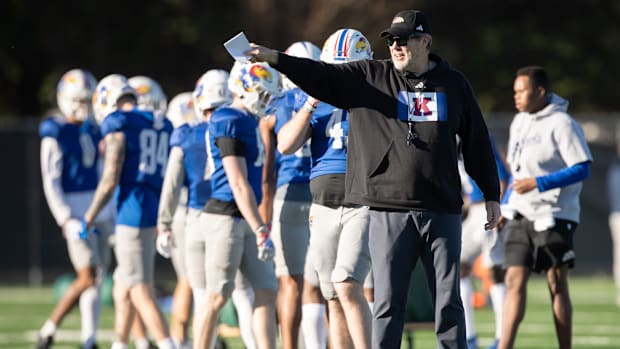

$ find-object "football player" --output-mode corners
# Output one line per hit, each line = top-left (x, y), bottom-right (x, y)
(276, 29), (374, 349)
(161, 82), (259, 349)
(258, 41), (329, 349)
(85, 74), (175, 349)
(193, 62), (281, 349)
(37, 69), (115, 349)
(458, 136), (510, 349)
(130, 75), (192, 349)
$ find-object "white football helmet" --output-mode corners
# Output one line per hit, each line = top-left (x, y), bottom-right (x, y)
(128, 75), (167, 114)
(167, 92), (198, 128)
(92, 74), (137, 124)
(282, 41), (321, 90)
(320, 28), (373, 64)
(193, 69), (232, 116)
(229, 62), (283, 117)
(227, 61), (245, 97)
(56, 69), (98, 121)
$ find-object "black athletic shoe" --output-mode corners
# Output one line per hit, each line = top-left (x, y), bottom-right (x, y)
(35, 334), (53, 349)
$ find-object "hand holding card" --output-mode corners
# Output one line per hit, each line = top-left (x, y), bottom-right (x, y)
(224, 32), (252, 63)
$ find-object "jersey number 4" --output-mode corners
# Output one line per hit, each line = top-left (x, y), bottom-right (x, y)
(325, 110), (345, 149)
(139, 129), (169, 177)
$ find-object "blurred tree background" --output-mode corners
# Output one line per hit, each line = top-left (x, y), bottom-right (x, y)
(1, 0), (619, 118)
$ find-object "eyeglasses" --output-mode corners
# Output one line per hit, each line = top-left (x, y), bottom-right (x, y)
(385, 35), (420, 47)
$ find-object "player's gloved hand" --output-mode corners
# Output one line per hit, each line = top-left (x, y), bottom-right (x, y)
(254, 224), (275, 262)
(156, 230), (174, 259)
(63, 218), (89, 241)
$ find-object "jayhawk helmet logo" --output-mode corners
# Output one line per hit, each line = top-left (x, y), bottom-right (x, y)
(247, 65), (273, 86)
(93, 86), (108, 108)
(134, 84), (152, 95)
(355, 37), (369, 53)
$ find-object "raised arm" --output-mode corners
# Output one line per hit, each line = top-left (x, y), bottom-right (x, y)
(84, 131), (125, 227)
(247, 45), (365, 109)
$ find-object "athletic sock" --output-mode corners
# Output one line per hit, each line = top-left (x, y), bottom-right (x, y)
(301, 303), (328, 349)
(490, 283), (506, 339)
(192, 287), (206, 313)
(232, 287), (256, 349)
(460, 277), (476, 339)
(79, 285), (100, 346)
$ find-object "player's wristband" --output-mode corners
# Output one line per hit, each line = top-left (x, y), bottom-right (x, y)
(254, 224), (270, 235)
(303, 101), (316, 113)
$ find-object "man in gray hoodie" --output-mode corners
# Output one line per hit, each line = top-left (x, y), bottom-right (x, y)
(499, 66), (593, 349)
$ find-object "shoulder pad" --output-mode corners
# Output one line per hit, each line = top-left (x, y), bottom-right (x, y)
(38, 116), (64, 139)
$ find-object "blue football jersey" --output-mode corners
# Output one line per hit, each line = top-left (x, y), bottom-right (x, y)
(274, 88), (311, 187)
(101, 109), (173, 227)
(39, 116), (102, 192)
(208, 106), (264, 204)
(170, 122), (212, 210)
(304, 95), (349, 180)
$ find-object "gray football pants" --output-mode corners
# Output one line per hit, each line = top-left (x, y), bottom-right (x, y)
(369, 209), (466, 349)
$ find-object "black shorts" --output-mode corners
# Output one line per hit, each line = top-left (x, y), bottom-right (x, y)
(503, 214), (577, 273)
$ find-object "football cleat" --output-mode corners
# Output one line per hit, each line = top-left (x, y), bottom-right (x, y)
(35, 334), (53, 349)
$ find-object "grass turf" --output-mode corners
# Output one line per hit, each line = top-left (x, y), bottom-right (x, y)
(1, 276), (619, 348)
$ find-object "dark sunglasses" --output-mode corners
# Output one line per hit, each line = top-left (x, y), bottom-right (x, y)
(385, 35), (420, 47)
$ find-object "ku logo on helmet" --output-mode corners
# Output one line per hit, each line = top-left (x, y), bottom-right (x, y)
(134, 85), (152, 95)
(93, 86), (109, 107)
(248, 65), (273, 83)
(58, 75), (77, 90)
(181, 99), (193, 117)
(355, 38), (369, 53)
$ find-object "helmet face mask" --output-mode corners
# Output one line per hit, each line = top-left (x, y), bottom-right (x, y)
(320, 28), (373, 64)
(193, 69), (232, 116)
(56, 69), (98, 121)
(230, 63), (283, 118)
(92, 74), (137, 124)
(128, 76), (167, 115)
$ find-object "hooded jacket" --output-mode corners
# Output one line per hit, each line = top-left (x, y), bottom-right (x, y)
(502, 93), (592, 225)
(274, 53), (499, 213)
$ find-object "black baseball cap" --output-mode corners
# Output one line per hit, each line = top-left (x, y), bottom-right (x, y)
(380, 10), (432, 39)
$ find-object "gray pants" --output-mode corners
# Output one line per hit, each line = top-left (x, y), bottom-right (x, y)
(369, 209), (465, 349)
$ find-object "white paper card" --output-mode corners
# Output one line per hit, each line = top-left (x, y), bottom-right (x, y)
(223, 32), (251, 63)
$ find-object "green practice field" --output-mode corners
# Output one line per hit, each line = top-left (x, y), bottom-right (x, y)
(1, 276), (619, 349)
